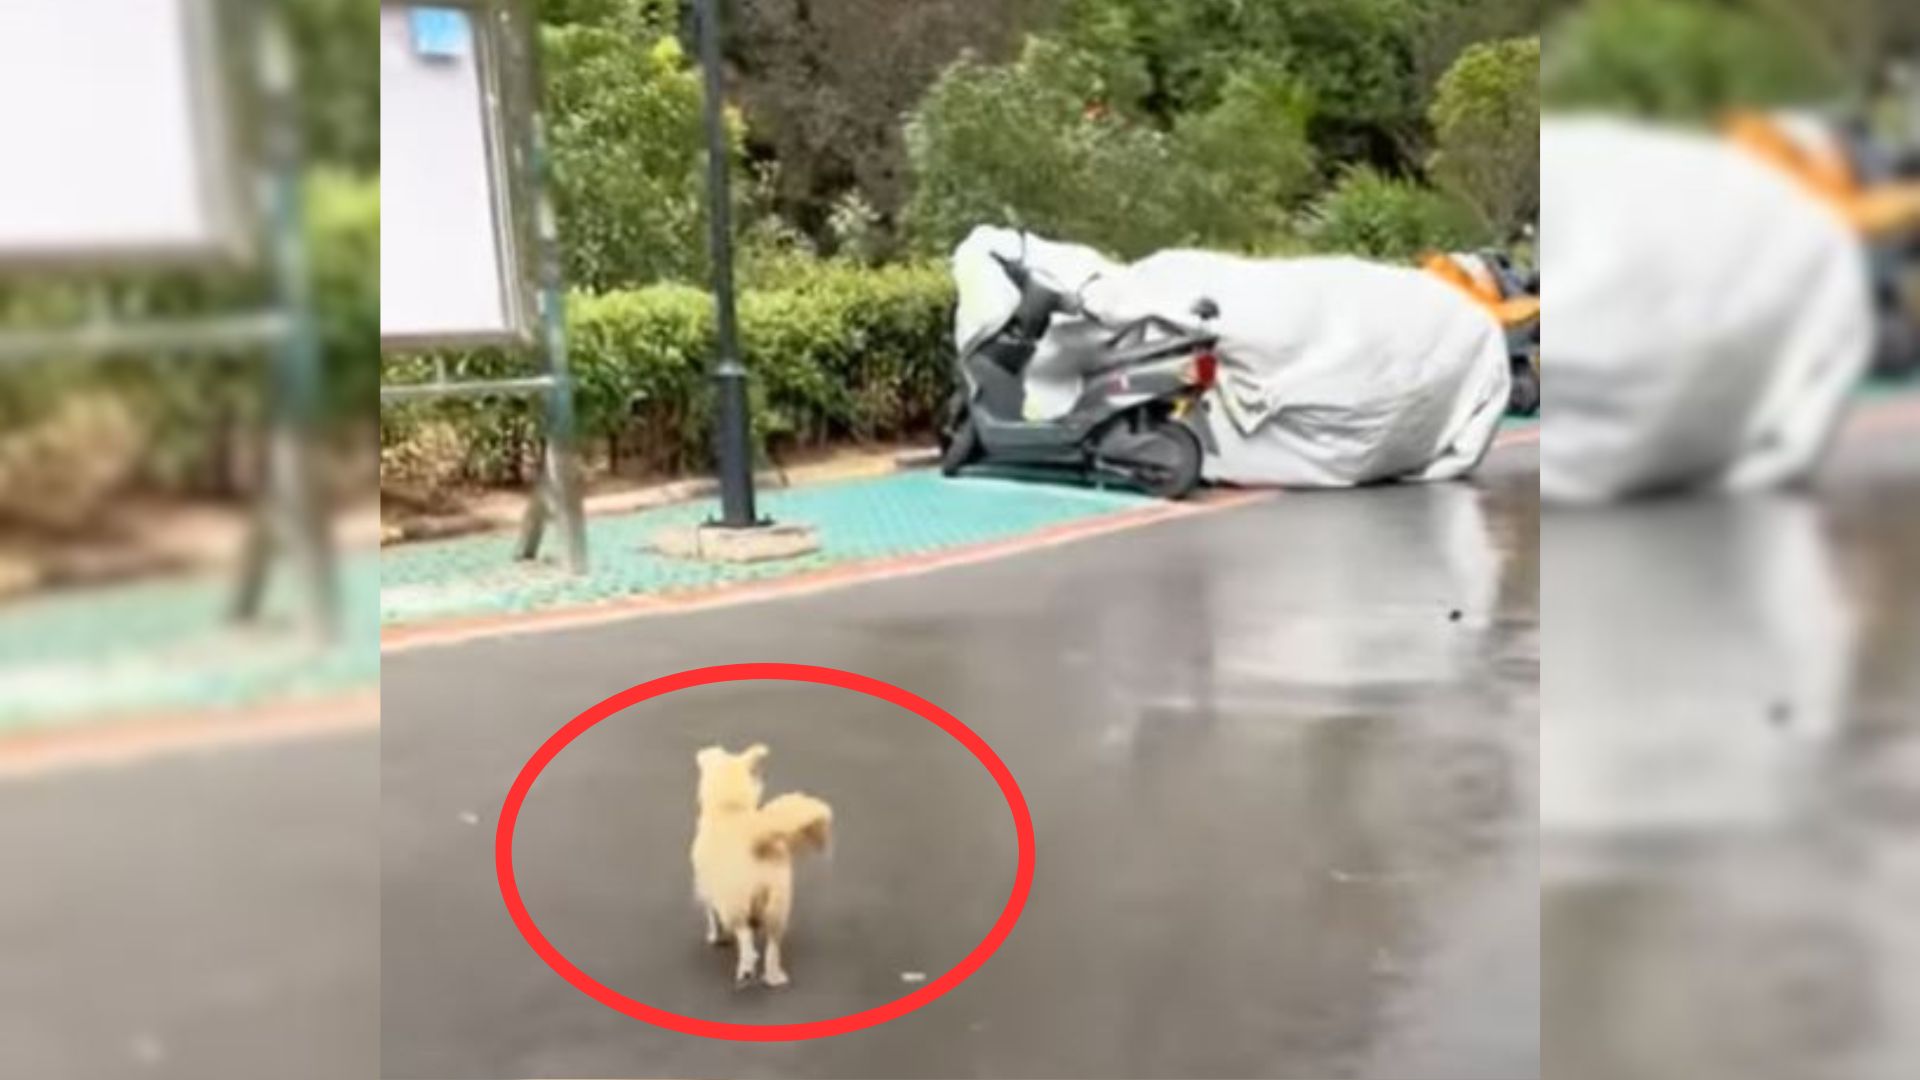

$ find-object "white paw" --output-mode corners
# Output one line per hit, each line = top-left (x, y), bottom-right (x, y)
(762, 968), (789, 988)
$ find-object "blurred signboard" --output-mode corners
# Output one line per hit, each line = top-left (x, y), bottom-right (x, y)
(0, 0), (247, 268)
(380, 2), (531, 347)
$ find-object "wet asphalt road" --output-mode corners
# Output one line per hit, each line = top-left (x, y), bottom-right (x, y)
(7, 406), (1910, 1080)
(1543, 408), (1920, 1080)
(0, 730), (380, 1080)
(381, 443), (1542, 1079)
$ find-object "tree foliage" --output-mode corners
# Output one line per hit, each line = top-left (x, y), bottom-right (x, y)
(903, 38), (1322, 258)
(1430, 37), (1539, 239)
(1542, 0), (1843, 119)
(289, 0), (380, 172)
(1060, 0), (1536, 163)
(1301, 165), (1484, 260)
(541, 24), (739, 291)
(533, 0), (1539, 268)
(724, 0), (1049, 232)
(901, 38), (1198, 258)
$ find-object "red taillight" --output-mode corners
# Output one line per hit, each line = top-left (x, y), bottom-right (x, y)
(1191, 351), (1218, 389)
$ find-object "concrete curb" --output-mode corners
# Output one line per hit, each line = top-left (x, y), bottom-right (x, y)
(384, 446), (942, 547)
(382, 489), (1269, 654)
(651, 520), (824, 562)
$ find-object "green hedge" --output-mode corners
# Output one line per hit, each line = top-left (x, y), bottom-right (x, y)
(382, 260), (957, 484)
(0, 170), (379, 497)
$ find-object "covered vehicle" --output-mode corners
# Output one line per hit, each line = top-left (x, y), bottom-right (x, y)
(1540, 116), (1875, 503)
(950, 227), (1511, 489)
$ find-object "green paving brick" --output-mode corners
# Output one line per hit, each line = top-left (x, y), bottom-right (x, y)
(0, 553), (381, 735)
(378, 470), (1150, 626)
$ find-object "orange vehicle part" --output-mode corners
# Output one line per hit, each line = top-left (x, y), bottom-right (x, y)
(1725, 112), (1920, 238)
(1420, 253), (1539, 330)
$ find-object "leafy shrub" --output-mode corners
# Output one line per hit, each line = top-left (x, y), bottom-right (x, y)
(0, 390), (146, 532)
(0, 170), (378, 500)
(382, 261), (958, 488)
(1301, 165), (1486, 260)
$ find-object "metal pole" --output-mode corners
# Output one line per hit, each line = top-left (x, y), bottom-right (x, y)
(238, 0), (337, 639)
(694, 0), (761, 528)
(529, 118), (589, 572)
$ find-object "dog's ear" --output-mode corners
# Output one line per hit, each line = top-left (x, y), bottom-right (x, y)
(695, 745), (728, 771)
(743, 743), (770, 772)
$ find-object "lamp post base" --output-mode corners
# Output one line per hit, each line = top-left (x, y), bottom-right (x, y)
(651, 520), (820, 564)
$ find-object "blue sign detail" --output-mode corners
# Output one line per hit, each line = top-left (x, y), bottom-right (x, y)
(409, 7), (472, 60)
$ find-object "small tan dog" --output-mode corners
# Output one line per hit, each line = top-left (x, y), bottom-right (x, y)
(690, 744), (833, 987)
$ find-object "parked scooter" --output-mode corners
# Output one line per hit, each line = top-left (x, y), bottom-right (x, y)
(1484, 249), (1541, 415)
(939, 246), (1221, 499)
(1835, 120), (1920, 379)
(1422, 247), (1541, 416)
(1728, 109), (1920, 379)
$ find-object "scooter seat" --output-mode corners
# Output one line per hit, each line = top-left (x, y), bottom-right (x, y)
(1086, 337), (1205, 375)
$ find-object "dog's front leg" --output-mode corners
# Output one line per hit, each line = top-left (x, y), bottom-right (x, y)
(704, 906), (723, 947)
(762, 935), (788, 987)
(731, 925), (759, 987)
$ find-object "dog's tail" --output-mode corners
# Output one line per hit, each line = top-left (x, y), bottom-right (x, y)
(752, 793), (833, 860)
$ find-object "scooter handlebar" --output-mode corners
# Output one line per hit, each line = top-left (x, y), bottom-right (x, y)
(989, 250), (1031, 290)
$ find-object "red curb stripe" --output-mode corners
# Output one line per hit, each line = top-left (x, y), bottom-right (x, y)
(1848, 391), (1920, 434)
(0, 690), (379, 779)
(381, 491), (1269, 654)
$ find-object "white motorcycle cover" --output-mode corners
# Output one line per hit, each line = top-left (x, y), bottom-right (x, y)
(952, 226), (1511, 487)
(1539, 116), (1874, 503)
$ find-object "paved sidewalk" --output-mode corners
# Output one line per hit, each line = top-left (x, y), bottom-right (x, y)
(0, 552), (380, 736)
(379, 470), (1152, 627)
(378, 413), (1564, 633)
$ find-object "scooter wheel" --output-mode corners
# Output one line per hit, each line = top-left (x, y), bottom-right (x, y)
(940, 412), (979, 477)
(1134, 422), (1203, 500)
(1508, 358), (1541, 417)
(1871, 312), (1920, 381)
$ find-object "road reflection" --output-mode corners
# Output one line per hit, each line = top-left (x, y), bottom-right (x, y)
(1544, 491), (1920, 1080)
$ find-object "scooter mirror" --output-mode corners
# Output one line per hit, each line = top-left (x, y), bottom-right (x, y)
(1192, 297), (1220, 321)
(990, 250), (1031, 290)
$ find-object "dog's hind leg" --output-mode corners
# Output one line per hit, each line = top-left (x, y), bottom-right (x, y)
(760, 891), (793, 987)
(703, 905), (723, 946)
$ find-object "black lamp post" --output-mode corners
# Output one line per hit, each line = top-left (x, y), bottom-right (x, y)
(694, 0), (760, 528)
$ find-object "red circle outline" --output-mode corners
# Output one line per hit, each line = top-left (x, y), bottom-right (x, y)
(495, 662), (1035, 1041)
